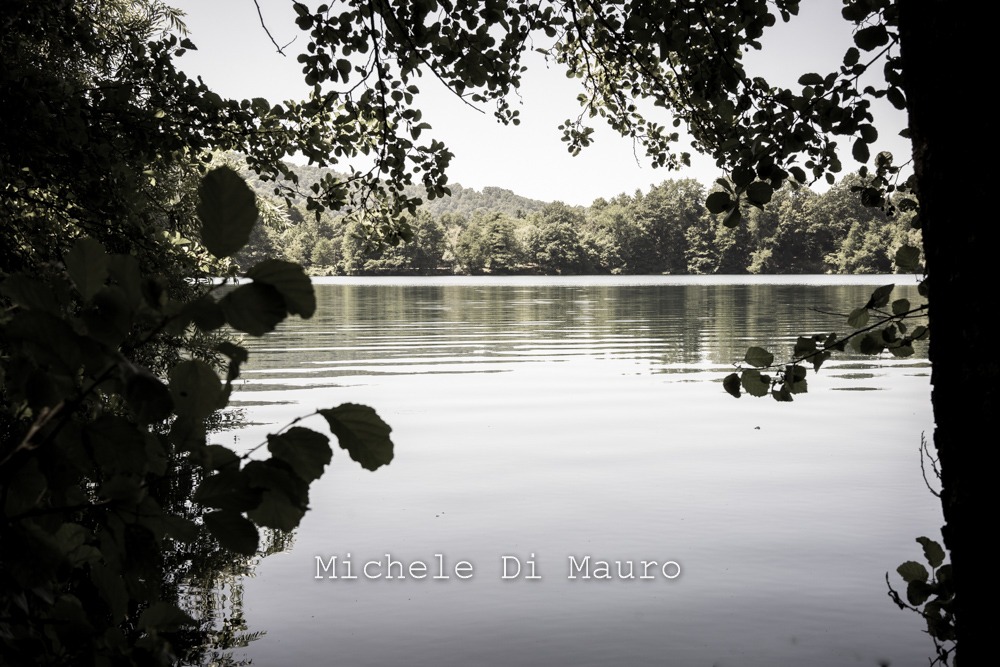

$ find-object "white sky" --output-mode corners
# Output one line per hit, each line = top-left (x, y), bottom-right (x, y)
(169, 0), (909, 206)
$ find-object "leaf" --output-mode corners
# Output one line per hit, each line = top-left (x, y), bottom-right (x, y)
(197, 166), (259, 259)
(745, 181), (773, 206)
(723, 372), (741, 398)
(722, 206), (742, 228)
(706, 191), (733, 214)
(852, 138), (870, 163)
(797, 72), (823, 86)
(268, 427), (333, 482)
(731, 165), (755, 187)
(247, 259), (316, 318)
(65, 237), (109, 301)
(897, 560), (929, 583)
(744, 346), (774, 368)
(138, 601), (195, 632)
(865, 284), (895, 309)
(916, 536), (946, 569)
(220, 283), (288, 336)
(740, 369), (770, 397)
(771, 385), (793, 401)
(843, 47), (860, 66)
(894, 244), (921, 272)
(891, 298), (910, 315)
(906, 580), (934, 607)
(319, 404), (394, 471)
(854, 24), (889, 51)
(204, 510), (259, 555)
(247, 490), (306, 532)
(169, 360), (223, 420)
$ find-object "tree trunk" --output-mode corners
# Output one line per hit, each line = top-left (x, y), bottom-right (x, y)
(898, 4), (988, 659)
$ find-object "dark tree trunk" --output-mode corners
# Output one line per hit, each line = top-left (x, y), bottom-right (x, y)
(898, 4), (989, 660)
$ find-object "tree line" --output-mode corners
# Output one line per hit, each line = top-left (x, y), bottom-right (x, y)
(240, 172), (920, 276)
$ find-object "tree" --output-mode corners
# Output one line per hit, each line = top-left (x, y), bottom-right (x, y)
(1, 3), (397, 664)
(3, 0), (982, 660)
(274, 0), (978, 656)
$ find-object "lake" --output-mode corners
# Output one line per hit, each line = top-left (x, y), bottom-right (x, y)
(217, 276), (939, 666)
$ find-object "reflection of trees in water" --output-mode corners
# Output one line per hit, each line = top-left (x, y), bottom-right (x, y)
(236, 283), (928, 382)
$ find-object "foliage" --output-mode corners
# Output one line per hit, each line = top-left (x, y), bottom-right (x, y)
(0, 168), (394, 665)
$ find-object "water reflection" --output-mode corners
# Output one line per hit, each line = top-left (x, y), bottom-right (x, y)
(218, 277), (937, 667)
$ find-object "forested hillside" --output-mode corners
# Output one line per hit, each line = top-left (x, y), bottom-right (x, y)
(240, 164), (920, 276)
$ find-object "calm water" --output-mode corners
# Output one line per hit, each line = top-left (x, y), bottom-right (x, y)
(222, 276), (939, 666)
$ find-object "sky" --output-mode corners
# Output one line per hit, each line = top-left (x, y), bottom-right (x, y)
(169, 1), (909, 206)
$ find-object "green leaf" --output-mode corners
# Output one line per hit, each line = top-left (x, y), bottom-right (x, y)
(723, 372), (741, 398)
(854, 24), (889, 51)
(197, 166), (259, 259)
(706, 191), (733, 214)
(268, 427), (333, 482)
(138, 601), (195, 632)
(195, 469), (259, 512)
(204, 510), (259, 555)
(740, 369), (770, 397)
(906, 580), (934, 606)
(722, 206), (742, 228)
(897, 560), (929, 583)
(319, 403), (394, 471)
(744, 346), (774, 368)
(771, 384), (793, 402)
(220, 283), (288, 336)
(247, 490), (306, 532)
(169, 360), (223, 420)
(852, 138), (870, 163)
(812, 350), (831, 372)
(865, 284), (895, 309)
(891, 298), (910, 315)
(745, 181), (773, 206)
(797, 72), (823, 86)
(848, 307), (870, 328)
(731, 165), (755, 187)
(894, 244), (921, 272)
(65, 237), (109, 301)
(916, 536), (946, 569)
(843, 47), (860, 66)
(247, 259), (316, 318)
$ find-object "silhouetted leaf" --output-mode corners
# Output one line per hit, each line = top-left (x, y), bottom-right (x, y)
(247, 490), (306, 532)
(847, 307), (869, 328)
(897, 560), (929, 583)
(247, 259), (316, 318)
(706, 191), (733, 214)
(220, 283), (287, 336)
(745, 181), (773, 206)
(723, 372), (741, 398)
(139, 601), (195, 632)
(65, 237), (109, 301)
(916, 536), (946, 569)
(204, 510), (259, 555)
(894, 244), (920, 272)
(268, 427), (332, 482)
(744, 346), (774, 368)
(169, 360), (223, 420)
(320, 404), (394, 471)
(740, 369), (770, 397)
(865, 284), (894, 309)
(197, 166), (258, 258)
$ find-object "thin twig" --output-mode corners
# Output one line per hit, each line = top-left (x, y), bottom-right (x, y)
(252, 0), (295, 55)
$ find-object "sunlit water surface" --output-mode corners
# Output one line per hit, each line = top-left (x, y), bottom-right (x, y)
(222, 276), (938, 667)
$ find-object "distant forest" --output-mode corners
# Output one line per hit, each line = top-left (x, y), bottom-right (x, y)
(239, 162), (920, 276)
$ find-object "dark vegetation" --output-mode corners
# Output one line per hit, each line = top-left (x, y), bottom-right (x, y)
(242, 163), (920, 276)
(0, 0), (979, 663)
